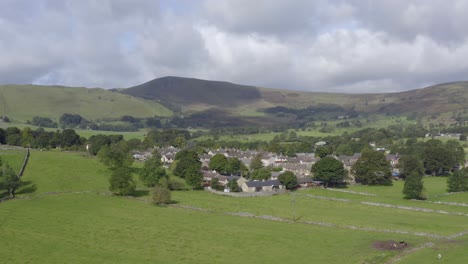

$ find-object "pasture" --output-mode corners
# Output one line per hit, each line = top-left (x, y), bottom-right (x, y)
(0, 150), (466, 263)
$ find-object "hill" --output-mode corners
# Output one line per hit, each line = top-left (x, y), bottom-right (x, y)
(122, 77), (468, 126)
(121, 76), (263, 112)
(0, 84), (172, 122)
(0, 78), (466, 128)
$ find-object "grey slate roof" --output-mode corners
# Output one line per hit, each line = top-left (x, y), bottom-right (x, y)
(246, 180), (282, 188)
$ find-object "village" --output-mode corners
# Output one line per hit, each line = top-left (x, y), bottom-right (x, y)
(133, 143), (401, 193)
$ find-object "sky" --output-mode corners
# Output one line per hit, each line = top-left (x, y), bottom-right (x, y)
(1, 0), (468, 93)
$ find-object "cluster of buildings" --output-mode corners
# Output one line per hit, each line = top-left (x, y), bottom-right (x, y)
(133, 147), (401, 193)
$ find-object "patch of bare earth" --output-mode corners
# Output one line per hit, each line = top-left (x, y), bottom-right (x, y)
(372, 240), (409, 251)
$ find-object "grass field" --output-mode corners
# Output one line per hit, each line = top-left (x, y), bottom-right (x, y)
(0, 148), (26, 172)
(0, 84), (172, 122)
(0, 150), (466, 263)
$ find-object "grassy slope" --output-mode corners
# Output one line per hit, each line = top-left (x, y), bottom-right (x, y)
(0, 149), (26, 172)
(0, 194), (420, 264)
(19, 150), (110, 193)
(0, 84), (172, 122)
(0, 150), (466, 263)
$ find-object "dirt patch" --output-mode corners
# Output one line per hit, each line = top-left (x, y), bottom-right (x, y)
(373, 240), (409, 251)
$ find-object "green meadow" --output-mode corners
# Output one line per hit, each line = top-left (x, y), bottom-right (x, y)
(0, 150), (466, 263)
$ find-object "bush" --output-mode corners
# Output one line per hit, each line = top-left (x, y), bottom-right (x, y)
(152, 186), (171, 205)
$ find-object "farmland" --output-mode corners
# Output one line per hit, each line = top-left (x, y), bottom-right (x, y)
(0, 150), (467, 263)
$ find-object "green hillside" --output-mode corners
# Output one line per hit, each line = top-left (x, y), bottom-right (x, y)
(119, 77), (468, 128)
(1, 78), (466, 128)
(0, 84), (172, 122)
(123, 77), (468, 118)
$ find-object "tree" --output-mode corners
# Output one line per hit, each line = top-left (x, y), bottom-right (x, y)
(61, 129), (81, 147)
(250, 153), (263, 170)
(311, 156), (347, 187)
(59, 113), (85, 128)
(447, 168), (468, 192)
(209, 154), (229, 173)
(1, 163), (21, 198)
(251, 168), (271, 180)
(172, 150), (201, 179)
(185, 168), (203, 190)
(278, 171), (298, 190)
(139, 153), (167, 187)
(227, 179), (240, 192)
(108, 166), (135, 195)
(227, 157), (248, 176)
(352, 149), (392, 185)
(422, 140), (457, 175)
(97, 141), (133, 169)
(210, 177), (223, 191)
(398, 155), (424, 179)
(402, 171), (425, 199)
(315, 146), (333, 158)
(152, 186), (171, 205)
(5, 127), (21, 146)
(0, 128), (5, 144)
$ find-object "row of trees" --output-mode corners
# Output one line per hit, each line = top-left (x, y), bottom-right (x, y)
(0, 127), (83, 149)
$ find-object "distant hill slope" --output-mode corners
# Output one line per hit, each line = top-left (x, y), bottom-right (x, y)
(0, 84), (172, 122)
(122, 76), (468, 117)
(121, 76), (262, 112)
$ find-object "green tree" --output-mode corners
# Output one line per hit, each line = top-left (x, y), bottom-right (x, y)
(352, 149), (392, 185)
(108, 166), (135, 195)
(61, 129), (81, 147)
(139, 153), (167, 187)
(460, 134), (467, 141)
(315, 146), (333, 158)
(209, 154), (229, 173)
(402, 171), (425, 199)
(0, 128), (5, 144)
(1, 163), (21, 198)
(422, 139), (456, 175)
(152, 186), (171, 205)
(447, 168), (468, 192)
(278, 171), (298, 190)
(227, 179), (240, 192)
(210, 177), (223, 191)
(250, 154), (263, 170)
(97, 141), (133, 169)
(251, 168), (271, 180)
(185, 168), (203, 190)
(227, 157), (249, 176)
(172, 150), (201, 179)
(21, 127), (34, 147)
(311, 156), (347, 187)
(5, 127), (21, 146)
(398, 155), (424, 179)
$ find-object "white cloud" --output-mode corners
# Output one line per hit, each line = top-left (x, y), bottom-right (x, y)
(1, 0), (468, 92)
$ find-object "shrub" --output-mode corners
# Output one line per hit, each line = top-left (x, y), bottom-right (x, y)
(152, 186), (171, 205)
